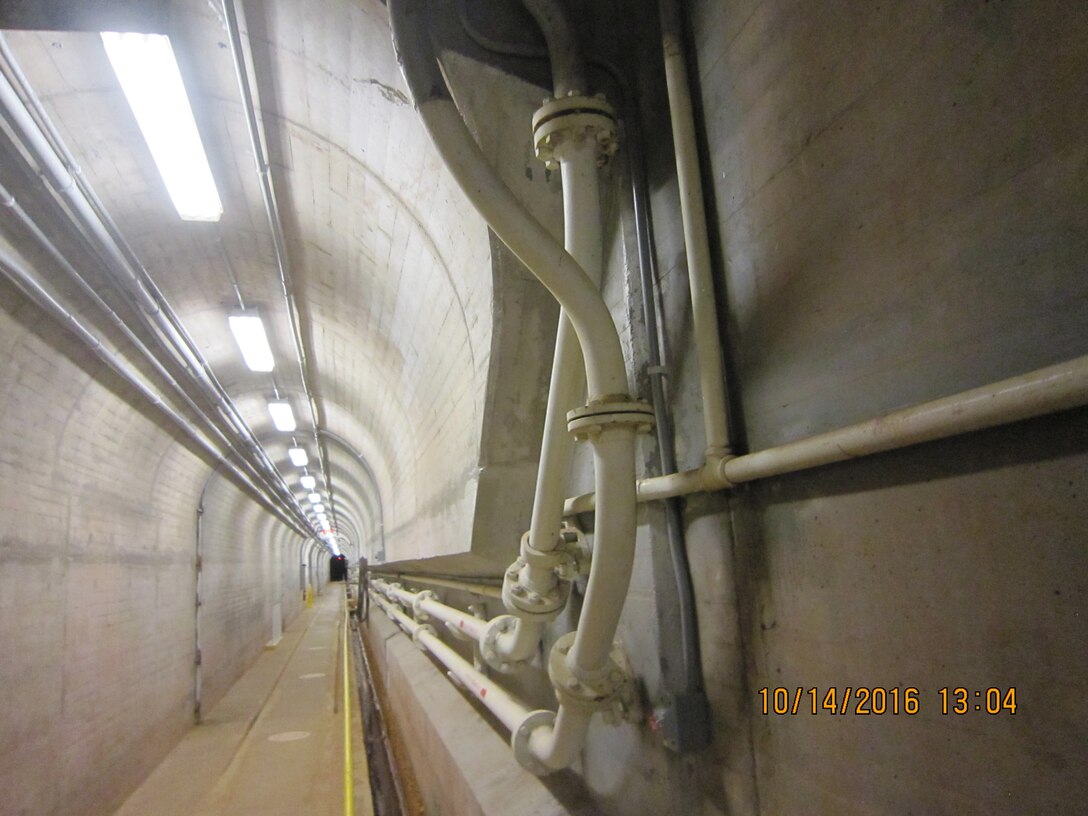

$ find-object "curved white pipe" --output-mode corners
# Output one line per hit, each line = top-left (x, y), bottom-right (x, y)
(376, 580), (489, 642)
(415, 102), (627, 400)
(388, 0), (641, 773)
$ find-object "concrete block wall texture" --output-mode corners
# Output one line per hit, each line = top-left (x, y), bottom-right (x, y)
(0, 275), (315, 815)
(414, 0), (1085, 813)
(554, 1), (1088, 814)
(244, 0), (497, 563)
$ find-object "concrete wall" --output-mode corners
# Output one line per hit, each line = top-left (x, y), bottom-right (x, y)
(586, 1), (1088, 813)
(381, 2), (1087, 814)
(0, 273), (312, 815)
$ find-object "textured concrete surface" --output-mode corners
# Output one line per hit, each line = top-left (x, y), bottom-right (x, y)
(1, 0), (1086, 814)
(115, 589), (370, 816)
(362, 608), (594, 816)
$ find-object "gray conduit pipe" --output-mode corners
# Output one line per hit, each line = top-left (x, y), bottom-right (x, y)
(0, 55), (317, 538)
(222, 0), (341, 535)
(318, 429), (387, 560)
(0, 244), (307, 537)
(389, 0), (643, 773)
(0, 179), (306, 527)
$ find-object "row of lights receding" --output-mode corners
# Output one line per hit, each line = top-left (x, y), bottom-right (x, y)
(102, 31), (335, 549)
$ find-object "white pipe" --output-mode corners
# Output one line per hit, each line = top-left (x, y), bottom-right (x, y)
(374, 580), (489, 642)
(660, 0), (732, 456)
(373, 573), (502, 600)
(498, 112), (608, 664)
(722, 354), (1088, 484)
(527, 140), (604, 557)
(564, 427), (637, 677)
(526, 707), (593, 772)
(563, 354), (1088, 513)
(373, 593), (532, 733)
(389, 0), (641, 772)
(414, 103), (627, 399)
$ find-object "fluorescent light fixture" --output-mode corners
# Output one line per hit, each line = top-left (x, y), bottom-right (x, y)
(101, 32), (223, 221)
(268, 401), (296, 432)
(308, 492), (321, 504)
(300, 475), (316, 490)
(227, 313), (274, 372)
(287, 446), (308, 466)
(313, 503), (325, 514)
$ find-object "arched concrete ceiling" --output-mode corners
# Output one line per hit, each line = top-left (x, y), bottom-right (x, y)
(1, 0), (496, 560)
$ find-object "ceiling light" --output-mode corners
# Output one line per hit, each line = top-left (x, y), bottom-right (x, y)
(268, 401), (296, 432)
(313, 503), (325, 514)
(101, 32), (223, 221)
(300, 475), (316, 490)
(287, 446), (307, 466)
(227, 313), (274, 372)
(308, 492), (321, 504)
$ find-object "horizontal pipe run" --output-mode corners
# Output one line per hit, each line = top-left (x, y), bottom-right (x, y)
(371, 573), (503, 600)
(564, 354), (1088, 514)
(374, 580), (488, 641)
(372, 593), (532, 733)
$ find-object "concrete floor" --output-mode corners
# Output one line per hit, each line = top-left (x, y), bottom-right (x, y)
(114, 589), (372, 816)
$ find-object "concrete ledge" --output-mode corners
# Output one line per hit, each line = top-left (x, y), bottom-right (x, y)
(363, 611), (586, 815)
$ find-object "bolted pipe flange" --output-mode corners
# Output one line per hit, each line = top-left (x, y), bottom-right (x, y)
(411, 623), (436, 651)
(532, 93), (618, 170)
(566, 399), (655, 442)
(510, 709), (557, 776)
(479, 615), (533, 674)
(502, 557), (570, 618)
(412, 589), (437, 621)
(547, 632), (634, 713)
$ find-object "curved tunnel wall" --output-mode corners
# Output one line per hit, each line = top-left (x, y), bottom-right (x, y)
(0, 278), (312, 814)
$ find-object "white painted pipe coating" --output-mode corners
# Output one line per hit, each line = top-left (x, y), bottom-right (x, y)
(527, 706), (593, 772)
(373, 593), (532, 733)
(416, 101), (627, 400)
(526, 141), (602, 559)
(563, 354), (1088, 514)
(564, 427), (638, 677)
(660, 9), (732, 457)
(500, 121), (607, 664)
(376, 580), (489, 642)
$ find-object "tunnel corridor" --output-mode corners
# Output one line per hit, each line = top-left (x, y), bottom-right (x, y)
(1, 1), (1086, 814)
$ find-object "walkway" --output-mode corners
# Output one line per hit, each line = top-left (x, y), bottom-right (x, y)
(114, 589), (372, 816)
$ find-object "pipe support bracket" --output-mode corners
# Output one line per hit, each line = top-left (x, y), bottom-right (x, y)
(412, 589), (438, 621)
